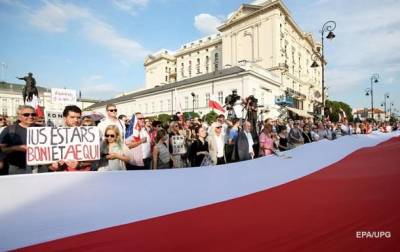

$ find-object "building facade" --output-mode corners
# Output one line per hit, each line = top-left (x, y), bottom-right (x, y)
(0, 81), (97, 119)
(88, 0), (323, 119)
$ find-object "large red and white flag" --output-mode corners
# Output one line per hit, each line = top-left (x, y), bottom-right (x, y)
(208, 94), (225, 112)
(0, 132), (399, 251)
(25, 95), (44, 117)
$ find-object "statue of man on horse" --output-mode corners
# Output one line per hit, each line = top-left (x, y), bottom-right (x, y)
(17, 72), (39, 103)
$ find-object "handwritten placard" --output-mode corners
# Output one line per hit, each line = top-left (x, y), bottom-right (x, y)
(26, 126), (100, 165)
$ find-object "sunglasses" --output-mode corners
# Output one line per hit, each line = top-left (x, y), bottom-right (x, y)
(22, 113), (37, 117)
(105, 134), (116, 138)
(108, 109), (117, 112)
(216, 126), (222, 129)
(137, 117), (144, 120)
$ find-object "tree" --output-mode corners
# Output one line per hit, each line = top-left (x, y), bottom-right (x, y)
(157, 113), (171, 124)
(183, 112), (200, 120)
(203, 111), (218, 124)
(325, 100), (354, 122)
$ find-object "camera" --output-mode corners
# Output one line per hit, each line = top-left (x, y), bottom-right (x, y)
(225, 90), (241, 108)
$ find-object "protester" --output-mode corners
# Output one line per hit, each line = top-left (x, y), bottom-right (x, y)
(152, 129), (171, 169)
(226, 118), (240, 163)
(49, 105), (92, 172)
(0, 105), (36, 174)
(207, 122), (226, 165)
(277, 125), (289, 151)
(126, 112), (151, 170)
(81, 115), (95, 126)
(98, 125), (130, 171)
(288, 120), (304, 148)
(98, 103), (125, 142)
(302, 124), (313, 144)
(168, 121), (186, 168)
(190, 126), (209, 167)
(234, 121), (254, 161)
(259, 123), (275, 156)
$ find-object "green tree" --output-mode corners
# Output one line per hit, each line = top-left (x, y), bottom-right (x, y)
(183, 112), (200, 120)
(203, 111), (218, 124)
(157, 113), (171, 124)
(325, 100), (354, 122)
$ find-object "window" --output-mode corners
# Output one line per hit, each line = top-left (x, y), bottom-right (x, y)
(206, 93), (210, 106)
(218, 91), (223, 104)
(181, 63), (184, 77)
(196, 58), (201, 74)
(165, 76), (168, 82)
(167, 99), (172, 111)
(185, 96), (189, 110)
(151, 102), (155, 113)
(2, 107), (7, 116)
(261, 92), (265, 105)
(145, 104), (148, 114)
(160, 100), (163, 112)
(188, 60), (192, 77)
(165, 67), (168, 73)
(195, 95), (199, 108)
(205, 56), (209, 73)
(214, 53), (219, 71)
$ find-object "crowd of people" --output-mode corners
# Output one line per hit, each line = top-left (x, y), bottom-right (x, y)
(0, 103), (399, 175)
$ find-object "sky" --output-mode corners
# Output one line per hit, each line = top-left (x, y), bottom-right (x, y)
(0, 0), (399, 113)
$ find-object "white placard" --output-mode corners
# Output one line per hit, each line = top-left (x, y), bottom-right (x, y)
(171, 135), (186, 155)
(26, 126), (100, 165)
(51, 88), (77, 104)
(45, 110), (64, 127)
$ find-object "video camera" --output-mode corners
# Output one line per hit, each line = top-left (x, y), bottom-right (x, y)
(225, 90), (241, 109)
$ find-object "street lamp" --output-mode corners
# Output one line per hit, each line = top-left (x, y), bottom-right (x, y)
(310, 20), (336, 118)
(191, 92), (195, 113)
(365, 74), (380, 121)
(381, 93), (390, 121)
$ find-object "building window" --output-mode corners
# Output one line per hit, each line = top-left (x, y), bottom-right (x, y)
(218, 91), (223, 104)
(167, 99), (172, 111)
(205, 56), (209, 73)
(196, 58), (201, 74)
(181, 63), (184, 78)
(160, 100), (163, 112)
(206, 93), (210, 106)
(195, 95), (199, 108)
(165, 67), (168, 73)
(214, 53), (219, 71)
(188, 60), (192, 77)
(261, 92), (265, 105)
(145, 104), (148, 114)
(165, 76), (168, 82)
(2, 107), (7, 116)
(185, 96), (189, 110)
(151, 102), (155, 113)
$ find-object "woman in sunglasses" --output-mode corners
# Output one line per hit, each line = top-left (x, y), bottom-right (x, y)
(98, 125), (130, 171)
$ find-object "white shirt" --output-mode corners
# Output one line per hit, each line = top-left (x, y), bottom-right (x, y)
(133, 127), (151, 159)
(245, 131), (254, 154)
(215, 134), (225, 158)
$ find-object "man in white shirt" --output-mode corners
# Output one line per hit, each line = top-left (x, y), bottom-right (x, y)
(126, 112), (151, 169)
(98, 103), (125, 142)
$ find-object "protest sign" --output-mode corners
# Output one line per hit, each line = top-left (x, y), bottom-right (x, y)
(45, 110), (64, 127)
(26, 126), (100, 165)
(51, 88), (77, 104)
(171, 135), (186, 155)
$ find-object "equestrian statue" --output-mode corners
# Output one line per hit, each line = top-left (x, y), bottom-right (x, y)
(17, 72), (39, 103)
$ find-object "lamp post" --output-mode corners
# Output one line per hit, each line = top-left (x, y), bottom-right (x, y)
(389, 102), (394, 120)
(365, 74), (380, 121)
(191, 92), (195, 113)
(310, 20), (336, 118)
(381, 93), (389, 121)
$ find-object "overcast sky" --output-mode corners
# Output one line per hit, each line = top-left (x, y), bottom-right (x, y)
(0, 0), (398, 112)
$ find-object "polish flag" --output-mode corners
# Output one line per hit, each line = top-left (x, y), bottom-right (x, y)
(208, 94), (225, 112)
(25, 95), (44, 117)
(0, 132), (399, 251)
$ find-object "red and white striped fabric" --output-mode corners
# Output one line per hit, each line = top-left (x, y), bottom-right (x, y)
(208, 95), (225, 112)
(0, 132), (399, 251)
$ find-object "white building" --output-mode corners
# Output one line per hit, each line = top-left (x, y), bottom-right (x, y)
(352, 108), (387, 122)
(88, 0), (323, 119)
(0, 81), (98, 119)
